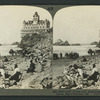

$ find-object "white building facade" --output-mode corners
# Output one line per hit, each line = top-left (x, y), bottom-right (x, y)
(21, 12), (50, 38)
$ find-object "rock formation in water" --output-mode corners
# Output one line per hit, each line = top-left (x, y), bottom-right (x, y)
(90, 41), (98, 45)
(53, 39), (70, 46)
(12, 42), (20, 45)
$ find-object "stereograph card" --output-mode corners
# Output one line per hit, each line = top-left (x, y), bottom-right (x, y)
(0, 4), (99, 96)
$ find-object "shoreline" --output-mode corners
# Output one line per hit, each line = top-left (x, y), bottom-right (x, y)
(53, 54), (100, 89)
(0, 49), (52, 89)
(0, 55), (20, 60)
(52, 52), (100, 89)
(0, 44), (21, 57)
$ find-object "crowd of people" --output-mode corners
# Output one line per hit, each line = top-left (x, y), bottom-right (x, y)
(0, 63), (21, 88)
(0, 52), (49, 88)
(53, 56), (100, 89)
(53, 52), (79, 60)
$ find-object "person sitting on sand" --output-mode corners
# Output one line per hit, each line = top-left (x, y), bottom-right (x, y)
(27, 60), (36, 73)
(82, 56), (87, 62)
(87, 64), (99, 82)
(0, 68), (5, 79)
(9, 64), (22, 83)
(0, 67), (5, 88)
(63, 65), (73, 75)
(63, 67), (67, 74)
(3, 56), (8, 62)
(74, 64), (83, 78)
(73, 64), (83, 88)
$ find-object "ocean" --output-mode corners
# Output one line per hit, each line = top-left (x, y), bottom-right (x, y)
(1, 44), (99, 57)
(53, 45), (100, 57)
(0, 45), (21, 56)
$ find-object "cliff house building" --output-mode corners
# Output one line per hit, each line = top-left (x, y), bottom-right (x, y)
(21, 12), (50, 38)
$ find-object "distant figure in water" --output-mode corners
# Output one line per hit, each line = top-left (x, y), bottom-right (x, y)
(60, 53), (62, 59)
(27, 60), (36, 73)
(3, 56), (8, 62)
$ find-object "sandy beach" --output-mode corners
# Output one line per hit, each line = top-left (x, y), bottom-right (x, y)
(53, 54), (100, 89)
(0, 42), (52, 89)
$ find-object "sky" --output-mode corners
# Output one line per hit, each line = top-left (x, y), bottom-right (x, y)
(0, 6), (52, 44)
(54, 6), (100, 44)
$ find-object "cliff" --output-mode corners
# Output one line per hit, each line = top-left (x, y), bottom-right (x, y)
(17, 29), (52, 89)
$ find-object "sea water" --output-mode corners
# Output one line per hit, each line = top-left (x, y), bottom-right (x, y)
(0, 45), (21, 56)
(53, 45), (100, 57)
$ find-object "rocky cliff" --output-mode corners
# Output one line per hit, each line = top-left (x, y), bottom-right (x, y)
(15, 29), (53, 89)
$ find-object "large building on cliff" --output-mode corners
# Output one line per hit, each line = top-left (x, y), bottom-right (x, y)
(21, 12), (50, 38)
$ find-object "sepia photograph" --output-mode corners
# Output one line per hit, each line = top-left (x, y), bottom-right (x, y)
(53, 6), (100, 89)
(0, 6), (52, 89)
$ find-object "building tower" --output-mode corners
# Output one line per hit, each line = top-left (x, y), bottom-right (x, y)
(33, 12), (39, 24)
(21, 12), (50, 38)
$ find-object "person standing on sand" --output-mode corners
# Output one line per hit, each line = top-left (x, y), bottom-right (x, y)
(60, 53), (62, 59)
(82, 56), (87, 62)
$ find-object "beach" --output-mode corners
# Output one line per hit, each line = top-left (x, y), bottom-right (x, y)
(53, 53), (100, 89)
(53, 45), (99, 57)
(0, 31), (52, 89)
(0, 52), (52, 89)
